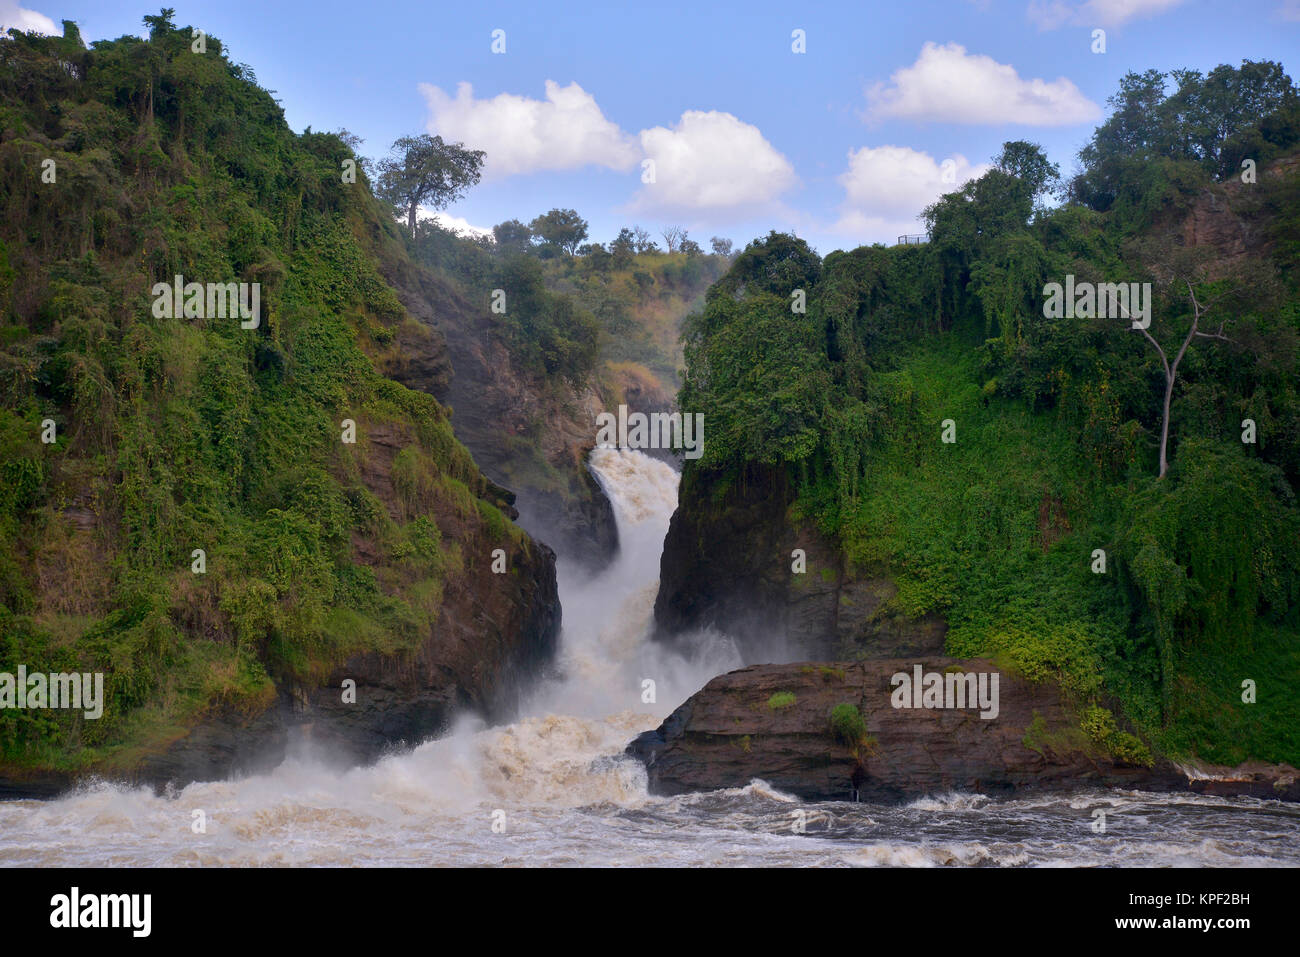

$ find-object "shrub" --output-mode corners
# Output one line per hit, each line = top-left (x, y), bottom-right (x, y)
(829, 702), (869, 749)
(1080, 705), (1154, 767)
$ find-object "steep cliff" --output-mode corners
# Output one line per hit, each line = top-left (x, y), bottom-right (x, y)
(356, 232), (620, 568)
(655, 464), (946, 660)
(0, 20), (560, 795)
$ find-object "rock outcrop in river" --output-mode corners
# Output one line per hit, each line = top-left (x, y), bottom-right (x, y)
(628, 659), (1204, 801)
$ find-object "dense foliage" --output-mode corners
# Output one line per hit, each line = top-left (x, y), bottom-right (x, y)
(414, 214), (729, 390)
(679, 63), (1300, 763)
(0, 14), (523, 770)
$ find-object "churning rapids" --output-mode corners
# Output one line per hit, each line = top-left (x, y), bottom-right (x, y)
(2, 448), (1297, 867)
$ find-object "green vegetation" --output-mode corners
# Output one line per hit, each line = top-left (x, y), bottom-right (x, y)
(1022, 713), (1050, 757)
(415, 213), (729, 395)
(1080, 705), (1154, 766)
(375, 134), (483, 237)
(680, 62), (1300, 766)
(0, 14), (529, 772)
(829, 702), (871, 753)
(1020, 707), (1152, 766)
(767, 691), (796, 710)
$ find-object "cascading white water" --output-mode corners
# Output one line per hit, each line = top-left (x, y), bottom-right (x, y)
(2, 447), (1296, 867)
(0, 448), (747, 865)
(526, 447), (741, 720)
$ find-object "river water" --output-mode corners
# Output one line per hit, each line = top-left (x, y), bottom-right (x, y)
(1, 448), (1297, 866)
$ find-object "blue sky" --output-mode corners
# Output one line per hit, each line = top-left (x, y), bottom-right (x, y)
(5, 0), (1299, 253)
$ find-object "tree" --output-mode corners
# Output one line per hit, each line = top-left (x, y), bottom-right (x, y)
(1216, 99), (1300, 179)
(376, 134), (485, 237)
(1071, 61), (1298, 208)
(331, 128), (373, 181)
(679, 284), (832, 470)
(143, 7), (177, 40)
(680, 237), (703, 257)
(493, 218), (533, 254)
(137, 8), (181, 125)
(993, 140), (1060, 206)
(661, 225), (685, 253)
(1137, 279), (1241, 479)
(333, 128), (363, 152)
(1162, 61), (1296, 169)
(579, 243), (612, 273)
(611, 227), (636, 268)
(529, 208), (588, 255)
(631, 225), (657, 254)
(923, 169), (1039, 328)
(710, 236), (733, 258)
(1119, 229), (1282, 479)
(708, 231), (821, 309)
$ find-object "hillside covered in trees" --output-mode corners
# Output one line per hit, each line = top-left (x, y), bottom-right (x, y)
(0, 14), (572, 784)
(0, 9), (730, 788)
(660, 61), (1300, 767)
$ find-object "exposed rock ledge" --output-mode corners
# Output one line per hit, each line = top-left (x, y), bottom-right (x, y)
(627, 660), (1297, 803)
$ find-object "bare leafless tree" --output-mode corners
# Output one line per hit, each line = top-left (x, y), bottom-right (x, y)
(1133, 280), (1238, 478)
(661, 225), (685, 253)
(631, 226), (655, 254)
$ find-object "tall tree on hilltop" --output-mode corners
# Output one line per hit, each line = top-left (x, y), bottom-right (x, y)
(631, 225), (656, 254)
(1070, 61), (1298, 209)
(611, 227), (637, 268)
(529, 208), (588, 255)
(992, 140), (1060, 207)
(376, 134), (484, 237)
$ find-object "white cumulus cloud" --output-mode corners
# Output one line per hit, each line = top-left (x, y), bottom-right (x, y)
(416, 209), (493, 239)
(833, 145), (990, 242)
(0, 0), (57, 34)
(867, 42), (1101, 126)
(632, 110), (796, 213)
(418, 80), (639, 178)
(416, 80), (796, 217)
(1028, 0), (1187, 28)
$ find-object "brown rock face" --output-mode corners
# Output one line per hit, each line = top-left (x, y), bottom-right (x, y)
(378, 259), (618, 568)
(628, 660), (1186, 802)
(654, 465), (944, 660)
(1157, 153), (1296, 281)
(1184, 761), (1300, 802)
